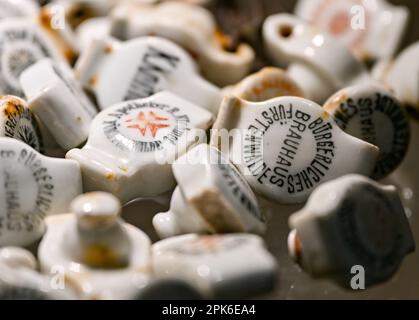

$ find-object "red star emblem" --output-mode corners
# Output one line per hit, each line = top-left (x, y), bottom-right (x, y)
(125, 111), (170, 138)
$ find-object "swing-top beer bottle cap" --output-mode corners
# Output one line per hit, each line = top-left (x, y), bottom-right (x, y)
(75, 36), (222, 114)
(153, 144), (266, 238)
(288, 174), (415, 287)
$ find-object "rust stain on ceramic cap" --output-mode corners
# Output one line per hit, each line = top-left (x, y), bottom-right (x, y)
(323, 92), (348, 113)
(1, 96), (25, 117)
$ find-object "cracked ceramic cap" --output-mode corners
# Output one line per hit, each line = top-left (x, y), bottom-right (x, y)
(153, 144), (266, 238)
(288, 174), (415, 287)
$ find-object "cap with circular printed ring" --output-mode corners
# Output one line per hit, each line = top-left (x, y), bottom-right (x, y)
(324, 83), (410, 180)
(210, 95), (379, 204)
(0, 18), (65, 98)
(75, 36), (222, 114)
(20, 58), (98, 150)
(288, 174), (415, 287)
(153, 144), (266, 239)
(66, 91), (214, 203)
(294, 0), (409, 62)
(38, 192), (152, 300)
(0, 95), (44, 153)
(0, 137), (82, 247)
(152, 234), (277, 299)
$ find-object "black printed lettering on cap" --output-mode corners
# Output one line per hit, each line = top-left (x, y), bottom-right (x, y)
(324, 83), (410, 179)
(0, 95), (44, 153)
(210, 95), (379, 204)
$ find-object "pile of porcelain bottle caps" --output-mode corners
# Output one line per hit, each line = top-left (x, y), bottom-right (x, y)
(0, 0), (418, 300)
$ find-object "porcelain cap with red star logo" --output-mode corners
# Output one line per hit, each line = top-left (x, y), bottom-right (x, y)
(288, 174), (415, 287)
(75, 36), (222, 115)
(66, 91), (214, 204)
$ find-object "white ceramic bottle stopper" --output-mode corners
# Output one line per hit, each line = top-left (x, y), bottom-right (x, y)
(0, 137), (82, 247)
(38, 192), (152, 300)
(153, 144), (266, 239)
(152, 234), (277, 299)
(0, 0), (39, 20)
(75, 36), (222, 114)
(37, 5), (80, 64)
(20, 58), (98, 150)
(44, 0), (116, 30)
(0, 18), (66, 98)
(223, 67), (304, 102)
(0, 95), (44, 153)
(0, 247), (76, 299)
(294, 0), (409, 62)
(324, 83), (410, 180)
(375, 42), (419, 109)
(66, 91), (214, 203)
(109, 1), (255, 86)
(135, 278), (203, 300)
(210, 95), (379, 204)
(288, 174), (415, 287)
(263, 14), (370, 104)
(75, 17), (112, 53)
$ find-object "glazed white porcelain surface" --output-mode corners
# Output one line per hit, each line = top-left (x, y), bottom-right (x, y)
(210, 95), (379, 204)
(66, 91), (214, 203)
(324, 83), (410, 179)
(295, 0), (409, 61)
(0, 95), (44, 153)
(38, 192), (152, 300)
(288, 174), (415, 286)
(152, 233), (277, 298)
(20, 58), (98, 150)
(0, 138), (82, 247)
(0, 0), (38, 20)
(223, 67), (304, 102)
(153, 144), (266, 238)
(75, 36), (221, 114)
(263, 14), (370, 103)
(0, 18), (64, 97)
(109, 1), (255, 86)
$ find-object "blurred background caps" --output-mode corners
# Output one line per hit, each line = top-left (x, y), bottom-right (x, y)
(34, 0), (419, 69)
